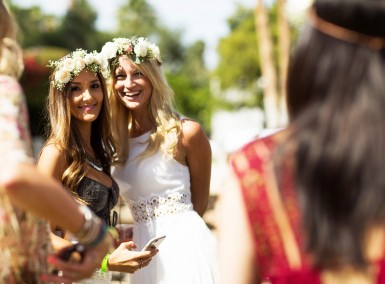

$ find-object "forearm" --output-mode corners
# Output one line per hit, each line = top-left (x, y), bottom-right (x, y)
(0, 162), (83, 234)
(192, 194), (209, 217)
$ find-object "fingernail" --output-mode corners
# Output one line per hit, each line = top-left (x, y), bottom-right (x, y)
(47, 257), (57, 264)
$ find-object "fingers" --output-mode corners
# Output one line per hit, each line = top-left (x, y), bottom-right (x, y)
(47, 254), (97, 281)
(121, 241), (136, 250)
(141, 257), (152, 268)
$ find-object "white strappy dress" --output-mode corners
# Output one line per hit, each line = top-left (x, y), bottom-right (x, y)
(112, 131), (218, 284)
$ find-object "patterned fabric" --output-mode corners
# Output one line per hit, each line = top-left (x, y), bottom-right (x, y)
(129, 191), (193, 223)
(77, 176), (119, 226)
(231, 133), (385, 283)
(231, 133), (309, 282)
(0, 75), (53, 283)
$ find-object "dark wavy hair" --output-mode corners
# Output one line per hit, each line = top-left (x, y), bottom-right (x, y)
(284, 0), (385, 270)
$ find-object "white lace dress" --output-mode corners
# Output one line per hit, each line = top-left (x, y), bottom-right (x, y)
(112, 131), (218, 284)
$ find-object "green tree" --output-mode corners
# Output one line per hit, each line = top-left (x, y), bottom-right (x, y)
(9, 3), (59, 48)
(215, 6), (260, 91)
(56, 0), (98, 51)
(169, 40), (213, 134)
(117, 0), (158, 37)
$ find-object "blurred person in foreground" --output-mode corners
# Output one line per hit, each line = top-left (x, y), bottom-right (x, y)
(0, 1), (112, 283)
(218, 0), (385, 283)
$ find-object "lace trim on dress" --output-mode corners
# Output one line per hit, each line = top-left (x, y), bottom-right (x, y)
(129, 192), (193, 223)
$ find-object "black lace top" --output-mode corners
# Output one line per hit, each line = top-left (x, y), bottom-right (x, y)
(77, 176), (119, 226)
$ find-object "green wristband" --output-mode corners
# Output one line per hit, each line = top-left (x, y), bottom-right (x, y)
(101, 253), (110, 272)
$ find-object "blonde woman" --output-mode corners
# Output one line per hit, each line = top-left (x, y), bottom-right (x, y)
(101, 37), (218, 284)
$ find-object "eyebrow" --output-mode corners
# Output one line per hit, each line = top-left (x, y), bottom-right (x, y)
(71, 79), (100, 85)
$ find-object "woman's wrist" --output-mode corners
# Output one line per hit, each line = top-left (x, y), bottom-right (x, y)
(101, 253), (110, 272)
(73, 205), (109, 249)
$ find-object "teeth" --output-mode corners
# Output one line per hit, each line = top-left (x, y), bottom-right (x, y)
(125, 91), (140, 96)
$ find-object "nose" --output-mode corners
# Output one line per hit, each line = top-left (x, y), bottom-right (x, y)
(82, 88), (93, 100)
(124, 76), (136, 89)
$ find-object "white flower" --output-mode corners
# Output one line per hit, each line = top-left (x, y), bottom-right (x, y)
(61, 57), (76, 72)
(96, 53), (109, 70)
(151, 44), (161, 62)
(102, 37), (162, 65)
(75, 59), (86, 72)
(55, 70), (71, 84)
(48, 48), (110, 90)
(84, 53), (96, 65)
(101, 41), (119, 59)
(134, 39), (149, 58)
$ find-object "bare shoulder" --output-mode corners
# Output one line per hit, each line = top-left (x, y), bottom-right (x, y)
(37, 142), (68, 179)
(180, 119), (208, 142)
(39, 142), (63, 159)
(180, 119), (210, 154)
(38, 141), (66, 168)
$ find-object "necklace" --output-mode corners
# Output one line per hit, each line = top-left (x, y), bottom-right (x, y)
(84, 152), (103, 172)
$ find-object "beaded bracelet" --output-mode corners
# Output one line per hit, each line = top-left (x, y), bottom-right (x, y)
(101, 253), (110, 272)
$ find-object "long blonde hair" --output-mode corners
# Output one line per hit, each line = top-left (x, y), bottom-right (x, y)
(0, 1), (23, 78)
(110, 56), (181, 164)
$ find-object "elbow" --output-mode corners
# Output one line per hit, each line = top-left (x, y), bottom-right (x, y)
(194, 200), (209, 217)
(0, 163), (27, 195)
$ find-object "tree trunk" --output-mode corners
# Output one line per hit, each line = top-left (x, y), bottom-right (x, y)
(277, 0), (289, 125)
(254, 0), (288, 128)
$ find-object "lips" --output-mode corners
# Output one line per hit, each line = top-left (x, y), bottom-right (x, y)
(79, 104), (96, 111)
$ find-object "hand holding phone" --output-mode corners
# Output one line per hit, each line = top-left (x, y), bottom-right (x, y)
(141, 235), (166, 252)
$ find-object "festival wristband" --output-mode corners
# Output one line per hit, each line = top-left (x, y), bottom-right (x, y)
(101, 253), (110, 272)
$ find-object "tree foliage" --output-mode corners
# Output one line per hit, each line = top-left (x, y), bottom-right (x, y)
(58, 0), (98, 50)
(215, 6), (260, 91)
(117, 0), (158, 38)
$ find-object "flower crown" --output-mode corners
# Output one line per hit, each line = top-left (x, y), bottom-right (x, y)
(101, 37), (162, 65)
(48, 49), (110, 91)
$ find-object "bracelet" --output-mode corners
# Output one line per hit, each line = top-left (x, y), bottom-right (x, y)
(101, 253), (110, 272)
(74, 205), (108, 248)
(76, 205), (94, 239)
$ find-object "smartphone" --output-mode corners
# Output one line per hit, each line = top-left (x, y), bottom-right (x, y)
(141, 235), (166, 252)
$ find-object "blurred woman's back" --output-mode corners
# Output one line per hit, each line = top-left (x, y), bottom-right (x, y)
(218, 0), (385, 283)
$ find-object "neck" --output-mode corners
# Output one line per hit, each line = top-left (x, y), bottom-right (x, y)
(130, 111), (153, 137)
(74, 121), (93, 153)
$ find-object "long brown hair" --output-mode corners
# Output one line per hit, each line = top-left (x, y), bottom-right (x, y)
(284, 0), (385, 269)
(43, 68), (116, 199)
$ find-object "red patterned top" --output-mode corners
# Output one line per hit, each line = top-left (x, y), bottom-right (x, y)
(231, 133), (385, 283)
